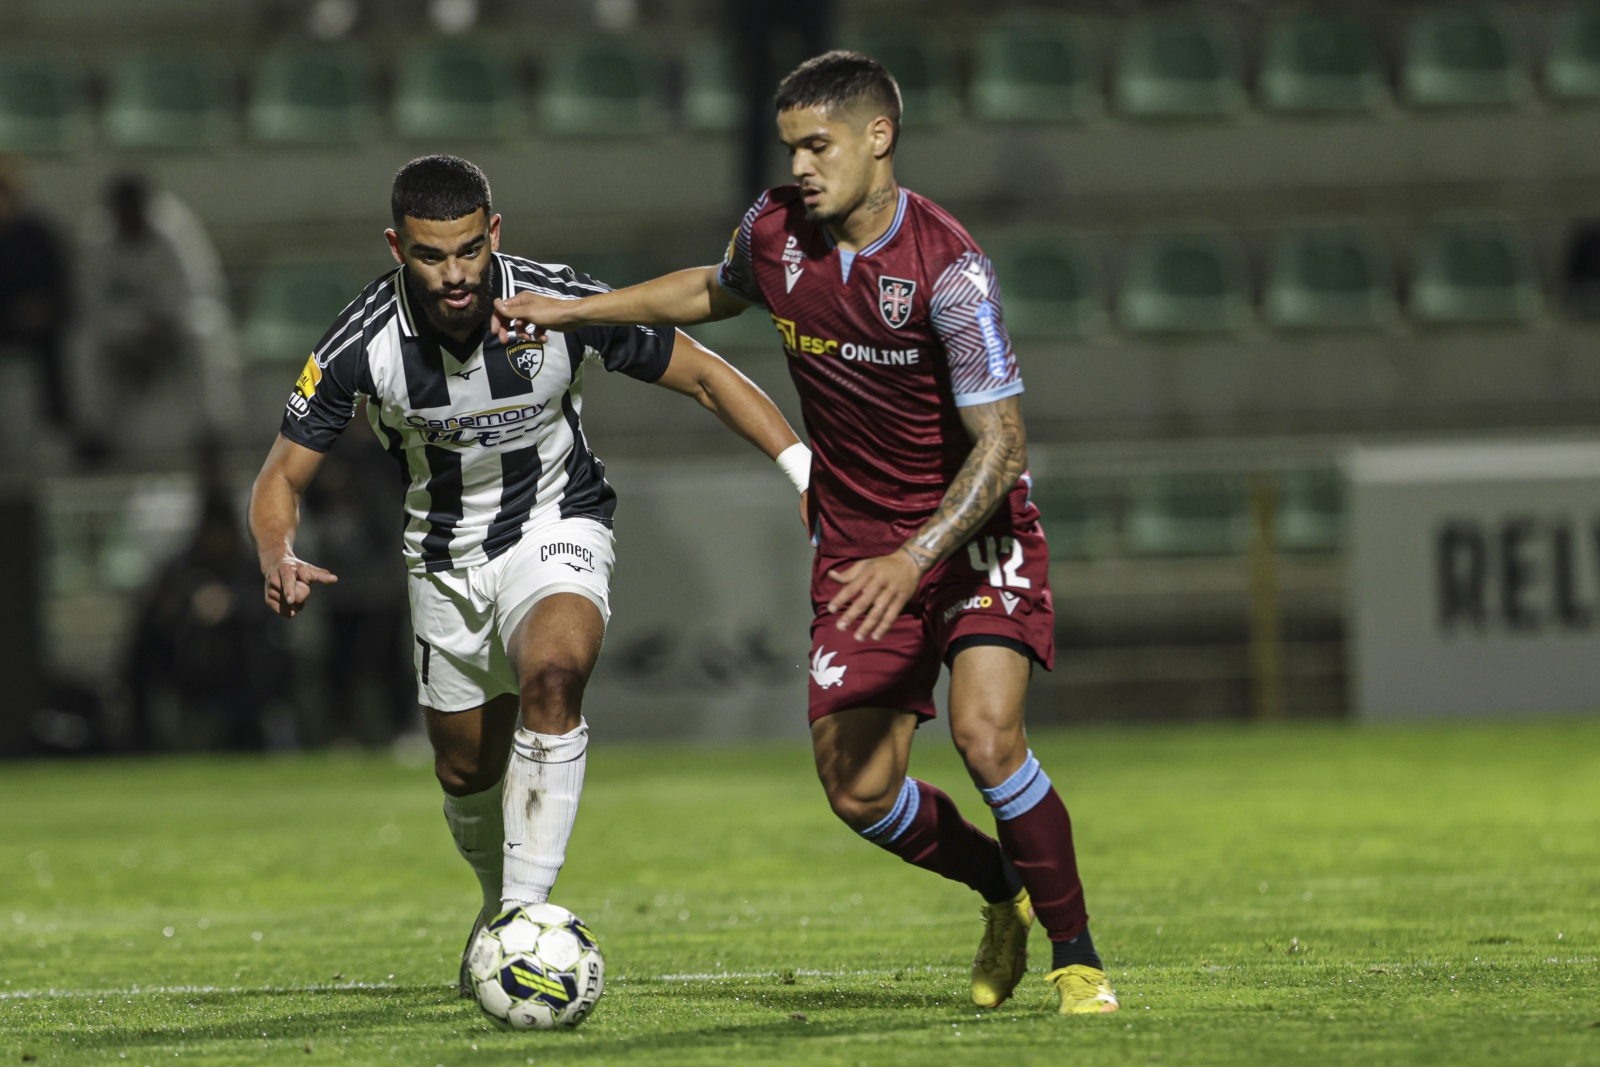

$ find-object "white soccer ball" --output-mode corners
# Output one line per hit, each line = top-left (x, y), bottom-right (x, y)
(468, 903), (604, 1031)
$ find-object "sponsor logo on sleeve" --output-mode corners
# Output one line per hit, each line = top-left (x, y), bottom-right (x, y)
(287, 354), (321, 418)
(878, 276), (916, 330)
(975, 301), (1009, 378)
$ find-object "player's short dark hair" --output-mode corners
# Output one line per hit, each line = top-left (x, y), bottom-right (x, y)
(775, 50), (902, 147)
(390, 154), (492, 229)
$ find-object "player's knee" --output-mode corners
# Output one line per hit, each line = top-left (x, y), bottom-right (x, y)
(820, 776), (899, 832)
(952, 724), (1025, 786)
(518, 663), (587, 718)
(435, 751), (498, 796)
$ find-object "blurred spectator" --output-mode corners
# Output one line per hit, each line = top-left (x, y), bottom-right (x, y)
(1564, 220), (1600, 320)
(75, 173), (240, 464)
(0, 155), (77, 442)
(301, 425), (415, 745)
(123, 472), (292, 751)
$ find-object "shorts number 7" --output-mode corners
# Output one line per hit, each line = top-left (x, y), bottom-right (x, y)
(967, 536), (1031, 589)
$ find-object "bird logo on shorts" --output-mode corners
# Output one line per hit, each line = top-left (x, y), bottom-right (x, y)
(810, 648), (847, 689)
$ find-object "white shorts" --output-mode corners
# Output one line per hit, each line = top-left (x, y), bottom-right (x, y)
(408, 517), (615, 713)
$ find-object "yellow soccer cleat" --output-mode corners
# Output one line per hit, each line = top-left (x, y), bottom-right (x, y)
(1045, 964), (1120, 1014)
(971, 888), (1034, 1008)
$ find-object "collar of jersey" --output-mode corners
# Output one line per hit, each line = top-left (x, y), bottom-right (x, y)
(394, 254), (509, 349)
(818, 187), (908, 259)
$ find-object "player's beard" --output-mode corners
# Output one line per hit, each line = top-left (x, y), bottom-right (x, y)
(406, 269), (492, 337)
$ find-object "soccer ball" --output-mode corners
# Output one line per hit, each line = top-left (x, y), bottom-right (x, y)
(467, 903), (604, 1031)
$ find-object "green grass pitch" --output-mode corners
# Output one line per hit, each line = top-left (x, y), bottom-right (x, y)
(2, 720), (1598, 1066)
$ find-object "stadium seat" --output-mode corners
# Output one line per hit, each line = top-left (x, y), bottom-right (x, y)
(986, 235), (1105, 339)
(1259, 12), (1387, 114)
(1032, 479), (1119, 560)
(569, 251), (658, 289)
(1113, 14), (1245, 120)
(1547, 3), (1600, 101)
(682, 40), (744, 133)
(248, 43), (376, 147)
(1403, 5), (1530, 108)
(1119, 230), (1251, 335)
(1266, 226), (1396, 330)
(843, 30), (958, 127)
(687, 311), (782, 353)
(1276, 469), (1345, 552)
(103, 50), (235, 151)
(1410, 221), (1541, 324)
(1125, 473), (1250, 557)
(242, 260), (371, 364)
(394, 42), (522, 141)
(0, 53), (90, 154)
(539, 34), (664, 136)
(971, 16), (1099, 124)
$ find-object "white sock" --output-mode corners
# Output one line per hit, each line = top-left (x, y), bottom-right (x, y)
(501, 719), (588, 908)
(442, 778), (505, 919)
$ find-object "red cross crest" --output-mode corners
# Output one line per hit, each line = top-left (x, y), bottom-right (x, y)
(878, 276), (916, 330)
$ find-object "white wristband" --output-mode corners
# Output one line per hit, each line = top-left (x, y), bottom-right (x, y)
(775, 442), (812, 494)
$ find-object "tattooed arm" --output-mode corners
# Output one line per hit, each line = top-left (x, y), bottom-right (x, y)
(826, 395), (1028, 641)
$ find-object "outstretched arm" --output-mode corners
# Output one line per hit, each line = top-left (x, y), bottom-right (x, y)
(493, 266), (748, 342)
(653, 331), (812, 529)
(248, 434), (339, 618)
(653, 331), (798, 459)
(826, 395), (1028, 641)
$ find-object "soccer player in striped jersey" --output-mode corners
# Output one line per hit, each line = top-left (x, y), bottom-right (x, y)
(247, 155), (808, 995)
(492, 54), (1119, 1014)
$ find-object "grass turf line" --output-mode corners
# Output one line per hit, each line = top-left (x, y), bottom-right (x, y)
(1, 720), (1598, 1066)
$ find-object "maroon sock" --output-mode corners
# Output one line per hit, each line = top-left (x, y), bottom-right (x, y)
(861, 778), (1013, 903)
(983, 756), (1090, 942)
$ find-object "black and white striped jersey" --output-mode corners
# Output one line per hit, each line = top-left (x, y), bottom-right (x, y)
(280, 252), (674, 574)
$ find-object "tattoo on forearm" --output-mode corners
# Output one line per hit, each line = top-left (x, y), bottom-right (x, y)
(864, 183), (897, 216)
(902, 401), (1026, 572)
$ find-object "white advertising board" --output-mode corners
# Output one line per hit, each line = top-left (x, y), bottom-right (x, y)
(1348, 440), (1600, 719)
(582, 459), (816, 741)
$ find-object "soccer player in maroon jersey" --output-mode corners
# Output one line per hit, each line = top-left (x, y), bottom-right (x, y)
(493, 51), (1118, 1014)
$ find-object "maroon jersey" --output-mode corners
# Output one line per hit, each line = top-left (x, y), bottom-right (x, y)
(718, 185), (1035, 557)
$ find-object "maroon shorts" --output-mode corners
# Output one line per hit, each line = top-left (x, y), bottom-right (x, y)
(806, 520), (1055, 724)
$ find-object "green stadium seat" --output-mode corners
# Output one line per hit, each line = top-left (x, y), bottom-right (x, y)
(1276, 469), (1345, 552)
(394, 42), (522, 141)
(570, 251), (658, 289)
(248, 43), (376, 147)
(844, 30), (958, 127)
(986, 235), (1105, 339)
(1547, 3), (1600, 101)
(1403, 5), (1530, 108)
(971, 16), (1099, 124)
(243, 260), (371, 364)
(1119, 229), (1251, 335)
(103, 50), (234, 151)
(1410, 221), (1541, 324)
(0, 53), (90, 154)
(1114, 15), (1245, 120)
(1266, 226), (1396, 330)
(688, 312), (782, 353)
(1260, 12), (1387, 114)
(540, 34), (664, 136)
(1032, 478), (1119, 560)
(683, 40), (743, 132)
(1125, 473), (1250, 557)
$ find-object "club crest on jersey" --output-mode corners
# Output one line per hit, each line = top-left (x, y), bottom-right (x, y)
(878, 276), (916, 330)
(507, 339), (546, 380)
